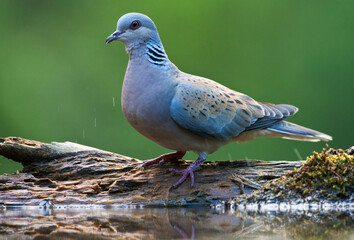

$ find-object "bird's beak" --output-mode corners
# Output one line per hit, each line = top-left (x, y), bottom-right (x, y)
(105, 30), (125, 44)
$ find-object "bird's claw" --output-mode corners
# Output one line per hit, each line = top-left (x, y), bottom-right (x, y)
(140, 159), (163, 171)
(169, 167), (195, 190)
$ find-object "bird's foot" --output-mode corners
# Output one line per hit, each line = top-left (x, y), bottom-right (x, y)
(169, 166), (196, 189)
(141, 151), (186, 170)
(168, 152), (207, 190)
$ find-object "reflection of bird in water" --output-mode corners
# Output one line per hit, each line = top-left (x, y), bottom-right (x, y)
(174, 224), (195, 240)
(105, 13), (332, 189)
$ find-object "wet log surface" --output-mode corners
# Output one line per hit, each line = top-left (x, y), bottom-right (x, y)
(0, 136), (303, 206)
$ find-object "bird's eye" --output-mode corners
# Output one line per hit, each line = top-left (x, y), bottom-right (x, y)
(130, 20), (141, 30)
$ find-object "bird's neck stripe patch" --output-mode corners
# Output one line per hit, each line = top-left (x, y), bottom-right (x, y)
(146, 42), (167, 65)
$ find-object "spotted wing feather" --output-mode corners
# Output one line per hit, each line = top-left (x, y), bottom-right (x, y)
(170, 78), (265, 140)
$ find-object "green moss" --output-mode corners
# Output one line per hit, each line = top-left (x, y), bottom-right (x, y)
(257, 146), (353, 201)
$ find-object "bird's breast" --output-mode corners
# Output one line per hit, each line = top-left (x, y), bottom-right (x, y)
(121, 63), (177, 142)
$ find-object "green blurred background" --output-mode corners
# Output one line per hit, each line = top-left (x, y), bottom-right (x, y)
(0, 0), (353, 174)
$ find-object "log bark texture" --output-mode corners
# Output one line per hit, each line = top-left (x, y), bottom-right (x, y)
(0, 137), (302, 206)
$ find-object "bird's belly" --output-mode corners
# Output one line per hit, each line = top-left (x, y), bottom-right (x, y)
(122, 93), (227, 153)
(122, 96), (188, 149)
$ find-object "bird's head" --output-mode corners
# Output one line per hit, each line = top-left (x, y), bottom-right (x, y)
(105, 13), (160, 51)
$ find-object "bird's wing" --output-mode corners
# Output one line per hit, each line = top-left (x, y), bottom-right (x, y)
(170, 78), (298, 140)
(245, 102), (298, 131)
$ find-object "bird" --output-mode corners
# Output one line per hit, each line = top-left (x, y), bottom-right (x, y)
(105, 13), (332, 189)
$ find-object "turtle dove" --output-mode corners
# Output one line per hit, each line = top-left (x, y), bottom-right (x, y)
(105, 13), (332, 189)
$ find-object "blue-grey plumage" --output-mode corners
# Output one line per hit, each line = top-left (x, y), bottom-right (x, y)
(106, 13), (332, 189)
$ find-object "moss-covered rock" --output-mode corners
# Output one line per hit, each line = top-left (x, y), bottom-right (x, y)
(249, 146), (353, 202)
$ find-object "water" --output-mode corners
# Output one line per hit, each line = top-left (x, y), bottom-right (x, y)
(0, 204), (352, 239)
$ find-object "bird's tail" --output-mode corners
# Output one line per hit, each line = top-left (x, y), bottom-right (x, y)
(267, 121), (332, 142)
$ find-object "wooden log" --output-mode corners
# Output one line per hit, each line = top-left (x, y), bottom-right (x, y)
(0, 137), (303, 206)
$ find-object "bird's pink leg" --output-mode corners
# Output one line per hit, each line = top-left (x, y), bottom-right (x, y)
(169, 152), (208, 190)
(141, 151), (186, 170)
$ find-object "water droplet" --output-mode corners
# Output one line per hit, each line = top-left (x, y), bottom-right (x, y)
(294, 148), (302, 160)
(94, 118), (97, 127)
(113, 97), (116, 107)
